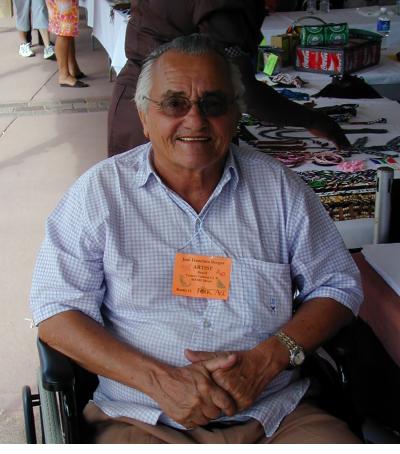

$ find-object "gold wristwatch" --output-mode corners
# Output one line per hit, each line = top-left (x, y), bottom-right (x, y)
(274, 330), (306, 368)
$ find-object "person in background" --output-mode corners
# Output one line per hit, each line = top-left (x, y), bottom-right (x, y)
(46, 0), (89, 87)
(13, 0), (55, 59)
(31, 34), (362, 444)
(108, 0), (349, 157)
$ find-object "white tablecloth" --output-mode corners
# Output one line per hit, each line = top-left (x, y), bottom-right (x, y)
(79, 0), (94, 28)
(80, 0), (128, 74)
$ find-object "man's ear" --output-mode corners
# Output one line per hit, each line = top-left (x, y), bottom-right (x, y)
(138, 109), (150, 139)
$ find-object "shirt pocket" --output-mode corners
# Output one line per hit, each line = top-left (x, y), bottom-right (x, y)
(231, 258), (293, 334)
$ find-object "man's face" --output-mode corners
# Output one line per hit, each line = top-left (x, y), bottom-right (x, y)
(138, 50), (240, 178)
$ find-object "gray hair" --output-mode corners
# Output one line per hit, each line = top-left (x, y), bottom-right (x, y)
(134, 34), (246, 113)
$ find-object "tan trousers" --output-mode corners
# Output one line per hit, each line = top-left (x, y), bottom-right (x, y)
(83, 401), (361, 444)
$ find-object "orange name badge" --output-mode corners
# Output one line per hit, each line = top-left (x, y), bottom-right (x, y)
(172, 253), (232, 300)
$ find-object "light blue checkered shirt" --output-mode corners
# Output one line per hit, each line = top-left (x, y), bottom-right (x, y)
(30, 143), (362, 436)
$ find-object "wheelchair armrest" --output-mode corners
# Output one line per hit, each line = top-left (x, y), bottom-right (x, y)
(37, 338), (75, 392)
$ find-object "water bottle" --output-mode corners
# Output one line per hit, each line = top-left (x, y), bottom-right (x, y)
(396, 0), (400, 15)
(306, 0), (316, 14)
(319, 0), (330, 13)
(376, 7), (391, 49)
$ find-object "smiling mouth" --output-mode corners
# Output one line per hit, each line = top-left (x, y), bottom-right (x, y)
(177, 136), (211, 142)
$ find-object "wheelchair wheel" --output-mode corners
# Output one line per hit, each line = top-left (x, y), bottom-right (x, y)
(37, 370), (64, 444)
(22, 385), (38, 443)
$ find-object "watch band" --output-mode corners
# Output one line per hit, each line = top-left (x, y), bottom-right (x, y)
(274, 330), (299, 351)
(274, 330), (305, 368)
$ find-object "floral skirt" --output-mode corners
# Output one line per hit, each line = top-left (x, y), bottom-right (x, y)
(46, 0), (79, 37)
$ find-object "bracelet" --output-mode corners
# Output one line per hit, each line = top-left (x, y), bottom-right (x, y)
(312, 152), (344, 166)
(275, 152), (307, 167)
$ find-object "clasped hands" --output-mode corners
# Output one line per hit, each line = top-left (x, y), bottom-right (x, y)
(151, 347), (272, 430)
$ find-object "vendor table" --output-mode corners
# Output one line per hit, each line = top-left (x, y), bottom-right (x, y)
(79, 0), (94, 28)
(261, 5), (400, 96)
(78, 2), (399, 249)
(80, 0), (128, 74)
(80, 3), (400, 83)
(240, 96), (400, 249)
(261, 5), (400, 48)
(353, 252), (400, 368)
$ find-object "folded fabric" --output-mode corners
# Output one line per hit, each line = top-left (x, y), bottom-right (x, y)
(276, 89), (310, 100)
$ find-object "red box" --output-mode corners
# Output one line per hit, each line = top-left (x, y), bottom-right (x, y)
(294, 31), (381, 75)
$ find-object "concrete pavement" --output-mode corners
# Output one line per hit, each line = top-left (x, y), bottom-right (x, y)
(0, 11), (114, 443)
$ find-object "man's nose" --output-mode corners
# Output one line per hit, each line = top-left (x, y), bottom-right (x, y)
(183, 102), (208, 126)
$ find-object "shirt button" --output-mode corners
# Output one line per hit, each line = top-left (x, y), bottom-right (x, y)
(203, 319), (212, 328)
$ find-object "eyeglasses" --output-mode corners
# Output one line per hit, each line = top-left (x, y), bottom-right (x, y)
(143, 92), (235, 118)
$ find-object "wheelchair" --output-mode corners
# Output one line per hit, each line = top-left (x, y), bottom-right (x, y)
(22, 318), (400, 444)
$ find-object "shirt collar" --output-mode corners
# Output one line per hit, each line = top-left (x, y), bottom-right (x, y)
(134, 142), (240, 191)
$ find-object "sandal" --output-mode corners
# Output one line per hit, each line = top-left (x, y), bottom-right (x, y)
(60, 80), (89, 88)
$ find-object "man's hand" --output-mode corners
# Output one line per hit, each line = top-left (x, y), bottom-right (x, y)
(148, 354), (237, 429)
(185, 347), (277, 412)
(308, 112), (351, 150)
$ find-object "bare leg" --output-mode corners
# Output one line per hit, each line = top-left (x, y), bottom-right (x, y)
(38, 29), (51, 47)
(56, 35), (76, 86)
(18, 30), (29, 44)
(68, 38), (83, 77)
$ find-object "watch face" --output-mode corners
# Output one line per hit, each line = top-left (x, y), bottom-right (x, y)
(293, 350), (306, 366)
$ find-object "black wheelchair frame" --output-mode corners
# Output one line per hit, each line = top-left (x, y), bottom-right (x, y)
(22, 318), (400, 444)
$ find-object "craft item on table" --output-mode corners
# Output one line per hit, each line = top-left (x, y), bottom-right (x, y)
(341, 127), (388, 134)
(351, 136), (400, 157)
(370, 157), (400, 169)
(299, 169), (377, 193)
(275, 89), (310, 100)
(260, 48), (285, 75)
(347, 117), (387, 125)
(247, 125), (338, 151)
(254, 139), (305, 146)
(270, 34), (296, 66)
(295, 29), (381, 76)
(270, 73), (307, 88)
(320, 193), (376, 221)
(287, 16), (349, 46)
(330, 113), (355, 123)
(274, 152), (307, 167)
(299, 19), (349, 46)
(312, 151), (344, 166)
(270, 34), (293, 66)
(313, 74), (382, 99)
(352, 136), (368, 148)
(257, 144), (307, 152)
(336, 160), (366, 172)
(314, 103), (359, 116)
(297, 168), (377, 221)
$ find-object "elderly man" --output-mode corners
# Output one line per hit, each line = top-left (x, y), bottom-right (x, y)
(31, 34), (362, 443)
